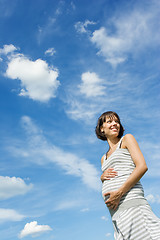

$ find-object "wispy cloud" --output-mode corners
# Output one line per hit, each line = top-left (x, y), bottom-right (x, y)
(37, 1), (66, 44)
(65, 70), (118, 122)
(80, 208), (90, 212)
(75, 20), (96, 33)
(37, 17), (56, 44)
(4, 47), (60, 102)
(90, 5), (160, 67)
(65, 71), (131, 122)
(0, 208), (25, 223)
(70, 1), (76, 11)
(65, 97), (100, 122)
(0, 176), (32, 200)
(19, 221), (52, 239)
(75, 2), (160, 67)
(146, 194), (160, 204)
(101, 216), (108, 222)
(8, 116), (100, 191)
(55, 0), (65, 16)
(105, 233), (112, 238)
(45, 47), (56, 56)
(0, 1), (17, 18)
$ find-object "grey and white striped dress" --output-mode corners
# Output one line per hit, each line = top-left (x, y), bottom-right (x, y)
(102, 136), (160, 240)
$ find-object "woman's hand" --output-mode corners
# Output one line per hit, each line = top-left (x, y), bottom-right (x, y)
(101, 168), (118, 182)
(104, 190), (123, 210)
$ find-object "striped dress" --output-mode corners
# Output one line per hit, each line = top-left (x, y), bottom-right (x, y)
(102, 137), (160, 240)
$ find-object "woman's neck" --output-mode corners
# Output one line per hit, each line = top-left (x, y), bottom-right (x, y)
(107, 137), (120, 150)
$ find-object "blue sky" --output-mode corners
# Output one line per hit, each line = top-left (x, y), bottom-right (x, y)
(0, 0), (160, 239)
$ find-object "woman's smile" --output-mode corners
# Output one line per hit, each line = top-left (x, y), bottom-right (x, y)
(110, 127), (118, 131)
(102, 117), (120, 137)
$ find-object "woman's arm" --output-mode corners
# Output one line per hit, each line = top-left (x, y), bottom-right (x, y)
(104, 134), (148, 210)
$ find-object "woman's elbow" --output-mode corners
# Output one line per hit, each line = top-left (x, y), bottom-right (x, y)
(142, 164), (148, 174)
(145, 165), (148, 173)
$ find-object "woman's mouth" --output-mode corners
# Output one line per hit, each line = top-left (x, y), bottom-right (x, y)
(111, 128), (118, 131)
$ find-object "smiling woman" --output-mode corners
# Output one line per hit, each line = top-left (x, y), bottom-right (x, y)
(95, 111), (124, 141)
(95, 111), (160, 240)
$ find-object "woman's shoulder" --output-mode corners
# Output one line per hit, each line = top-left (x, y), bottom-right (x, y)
(122, 134), (138, 148)
(123, 133), (135, 141)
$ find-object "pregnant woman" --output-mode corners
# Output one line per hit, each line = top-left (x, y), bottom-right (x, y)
(95, 111), (160, 240)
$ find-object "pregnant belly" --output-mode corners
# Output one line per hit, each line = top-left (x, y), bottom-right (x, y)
(102, 175), (128, 196)
(102, 175), (144, 203)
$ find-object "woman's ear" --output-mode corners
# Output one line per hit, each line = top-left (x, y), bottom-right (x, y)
(100, 126), (104, 133)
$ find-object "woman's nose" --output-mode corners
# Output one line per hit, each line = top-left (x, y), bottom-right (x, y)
(112, 120), (117, 125)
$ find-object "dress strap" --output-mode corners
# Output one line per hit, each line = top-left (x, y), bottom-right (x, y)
(117, 136), (124, 149)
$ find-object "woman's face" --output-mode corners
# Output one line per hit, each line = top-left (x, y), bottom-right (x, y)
(101, 115), (120, 138)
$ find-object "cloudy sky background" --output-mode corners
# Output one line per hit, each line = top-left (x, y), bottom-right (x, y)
(0, 0), (160, 239)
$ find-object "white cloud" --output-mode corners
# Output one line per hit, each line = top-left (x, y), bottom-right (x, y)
(105, 233), (112, 237)
(0, 209), (25, 223)
(101, 216), (108, 222)
(0, 44), (17, 55)
(45, 47), (56, 56)
(65, 71), (108, 121)
(146, 194), (155, 203)
(19, 221), (52, 239)
(80, 208), (89, 212)
(90, 6), (160, 67)
(0, 176), (33, 200)
(75, 20), (96, 33)
(9, 116), (101, 191)
(5, 53), (60, 102)
(78, 72), (106, 97)
(146, 194), (160, 204)
(91, 27), (126, 67)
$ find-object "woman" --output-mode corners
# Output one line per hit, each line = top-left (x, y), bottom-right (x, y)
(95, 111), (160, 240)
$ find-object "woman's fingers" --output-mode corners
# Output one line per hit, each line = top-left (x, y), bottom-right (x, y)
(101, 168), (118, 182)
(105, 168), (117, 173)
(104, 190), (121, 210)
(105, 194), (117, 209)
(106, 201), (117, 210)
(104, 192), (110, 197)
(105, 169), (118, 177)
(109, 172), (117, 177)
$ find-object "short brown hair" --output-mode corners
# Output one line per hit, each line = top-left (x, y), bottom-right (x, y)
(95, 111), (124, 141)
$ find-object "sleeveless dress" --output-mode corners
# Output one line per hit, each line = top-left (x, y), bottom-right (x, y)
(101, 137), (160, 240)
